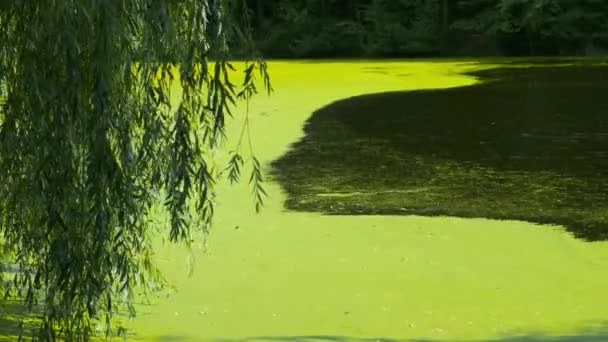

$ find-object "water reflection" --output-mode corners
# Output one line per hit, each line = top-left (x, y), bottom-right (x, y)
(271, 64), (608, 240)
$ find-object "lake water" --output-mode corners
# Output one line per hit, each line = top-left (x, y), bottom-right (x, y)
(125, 59), (608, 342)
(271, 62), (608, 241)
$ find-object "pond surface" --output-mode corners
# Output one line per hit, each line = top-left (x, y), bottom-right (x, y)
(271, 63), (608, 240)
(125, 60), (608, 342)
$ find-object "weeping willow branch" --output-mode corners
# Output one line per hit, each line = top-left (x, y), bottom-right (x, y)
(0, 1), (270, 340)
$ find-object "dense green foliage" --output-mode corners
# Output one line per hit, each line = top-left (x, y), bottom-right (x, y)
(0, 1), (268, 340)
(454, 0), (608, 55)
(243, 0), (608, 58)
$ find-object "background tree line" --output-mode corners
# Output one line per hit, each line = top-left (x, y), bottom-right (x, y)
(240, 0), (608, 58)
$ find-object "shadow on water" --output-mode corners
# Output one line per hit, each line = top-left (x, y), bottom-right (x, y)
(496, 57), (608, 66)
(0, 296), (140, 341)
(216, 328), (608, 342)
(0, 300), (41, 342)
(270, 63), (608, 241)
(155, 336), (194, 342)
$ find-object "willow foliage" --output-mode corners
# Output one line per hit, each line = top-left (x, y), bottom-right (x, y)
(0, 1), (270, 340)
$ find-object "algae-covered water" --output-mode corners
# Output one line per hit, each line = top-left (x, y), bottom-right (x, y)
(271, 63), (608, 241)
(126, 59), (608, 341)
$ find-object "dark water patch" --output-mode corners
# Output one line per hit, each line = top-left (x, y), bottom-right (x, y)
(497, 57), (608, 66)
(270, 64), (608, 241)
(216, 327), (608, 342)
(0, 300), (41, 341)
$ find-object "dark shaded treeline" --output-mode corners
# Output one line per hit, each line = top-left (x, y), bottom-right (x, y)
(238, 0), (608, 58)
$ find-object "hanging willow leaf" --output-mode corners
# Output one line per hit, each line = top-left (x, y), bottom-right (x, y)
(225, 152), (244, 184)
(249, 157), (267, 213)
(0, 0), (270, 340)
